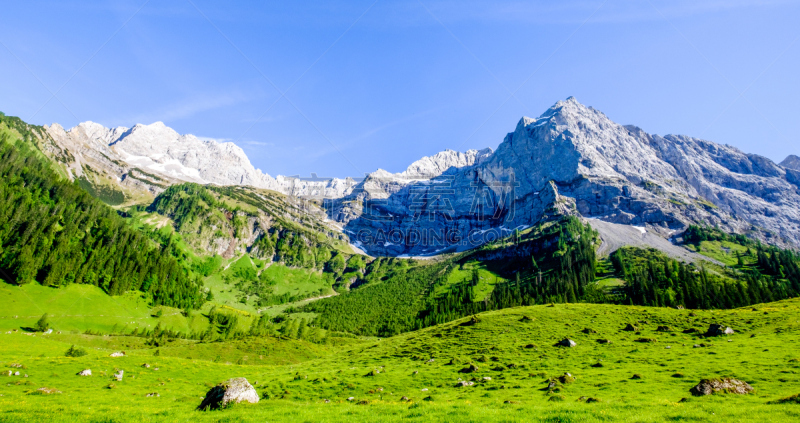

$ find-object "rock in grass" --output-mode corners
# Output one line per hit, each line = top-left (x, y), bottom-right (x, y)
(623, 324), (638, 332)
(77, 369), (91, 376)
(455, 381), (475, 387)
(705, 324), (734, 337)
(109, 352), (125, 357)
(630, 374), (642, 380)
(146, 392), (160, 397)
(113, 370), (123, 381)
(585, 397), (602, 403)
(581, 328), (597, 334)
(197, 378), (259, 410)
(596, 339), (612, 344)
(657, 326), (673, 332)
(690, 378), (753, 396)
(555, 338), (577, 348)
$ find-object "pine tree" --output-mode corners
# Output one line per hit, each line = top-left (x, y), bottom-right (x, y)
(35, 313), (50, 332)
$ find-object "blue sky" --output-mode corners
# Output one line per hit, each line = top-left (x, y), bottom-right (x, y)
(1, 0), (799, 178)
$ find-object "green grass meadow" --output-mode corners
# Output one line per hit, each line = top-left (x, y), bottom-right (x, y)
(2, 295), (800, 422)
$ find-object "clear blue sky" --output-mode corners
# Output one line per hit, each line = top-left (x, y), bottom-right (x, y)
(1, 0), (799, 178)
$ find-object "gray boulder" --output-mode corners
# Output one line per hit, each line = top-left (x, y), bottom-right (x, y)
(77, 369), (92, 376)
(198, 378), (259, 410)
(705, 324), (734, 336)
(690, 378), (753, 396)
(556, 338), (577, 347)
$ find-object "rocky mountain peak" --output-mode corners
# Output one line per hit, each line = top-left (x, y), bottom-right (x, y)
(781, 154), (800, 171)
(330, 96), (800, 255)
(399, 148), (493, 179)
(489, 97), (681, 193)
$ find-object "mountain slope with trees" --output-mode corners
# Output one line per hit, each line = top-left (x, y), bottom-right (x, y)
(0, 114), (205, 309)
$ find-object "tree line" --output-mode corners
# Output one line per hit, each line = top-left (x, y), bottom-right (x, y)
(612, 225), (800, 309)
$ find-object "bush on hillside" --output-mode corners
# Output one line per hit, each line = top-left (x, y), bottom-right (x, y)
(65, 345), (88, 357)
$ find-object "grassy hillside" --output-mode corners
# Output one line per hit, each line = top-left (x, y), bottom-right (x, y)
(1, 298), (799, 422)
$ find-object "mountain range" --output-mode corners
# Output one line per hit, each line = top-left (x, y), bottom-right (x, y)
(35, 97), (800, 256)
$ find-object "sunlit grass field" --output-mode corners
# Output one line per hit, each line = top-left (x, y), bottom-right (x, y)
(2, 294), (800, 422)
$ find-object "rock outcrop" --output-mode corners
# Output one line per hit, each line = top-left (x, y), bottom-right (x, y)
(690, 378), (753, 396)
(198, 378), (259, 410)
(705, 324), (735, 336)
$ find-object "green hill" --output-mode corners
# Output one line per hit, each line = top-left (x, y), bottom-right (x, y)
(1, 298), (799, 422)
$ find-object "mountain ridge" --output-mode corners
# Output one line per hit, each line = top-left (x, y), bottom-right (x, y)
(23, 97), (800, 254)
(331, 97), (800, 255)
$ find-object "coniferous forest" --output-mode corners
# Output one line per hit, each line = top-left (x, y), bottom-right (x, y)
(0, 115), (205, 309)
(612, 227), (800, 309)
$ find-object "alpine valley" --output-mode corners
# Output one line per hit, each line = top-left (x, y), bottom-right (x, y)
(1, 98), (800, 423)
